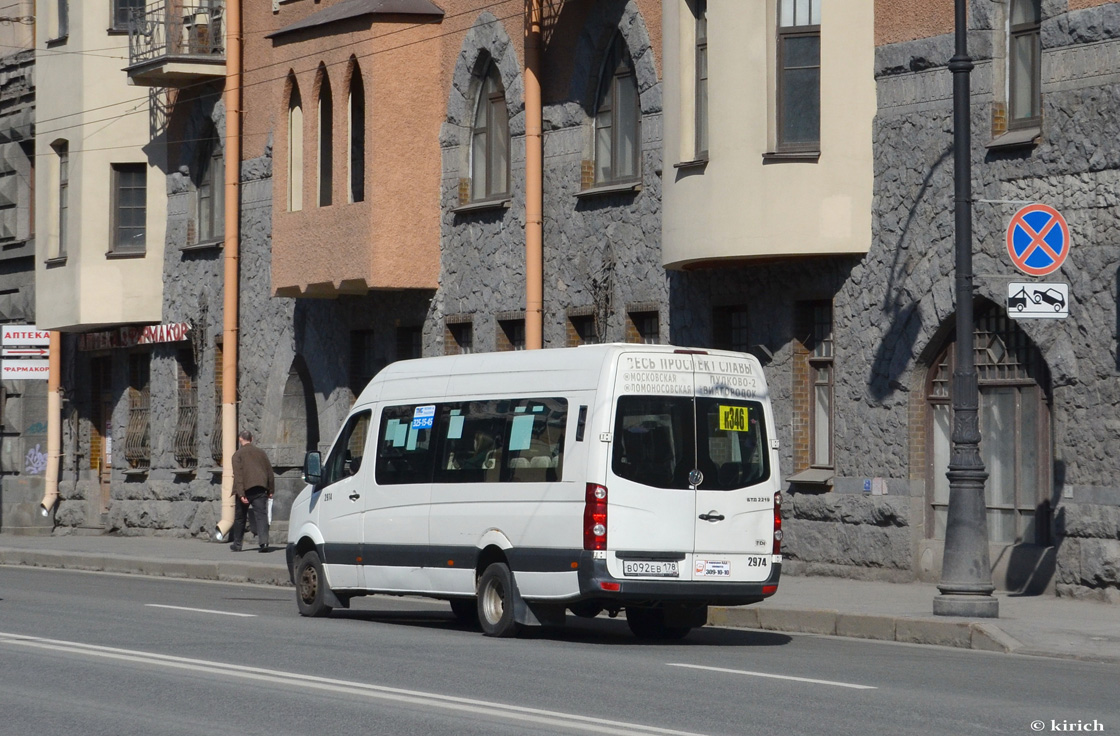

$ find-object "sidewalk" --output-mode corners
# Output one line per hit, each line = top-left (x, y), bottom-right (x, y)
(2, 532), (1118, 664)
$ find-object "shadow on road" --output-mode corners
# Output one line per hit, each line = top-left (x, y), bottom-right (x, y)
(327, 604), (793, 648)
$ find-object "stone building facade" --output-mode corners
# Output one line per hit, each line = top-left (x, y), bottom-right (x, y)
(0, 32), (43, 533)
(437, 1), (668, 353)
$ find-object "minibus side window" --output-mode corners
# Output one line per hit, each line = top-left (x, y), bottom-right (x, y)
(436, 400), (506, 484)
(432, 397), (568, 484)
(375, 405), (435, 485)
(322, 410), (371, 487)
(505, 398), (566, 482)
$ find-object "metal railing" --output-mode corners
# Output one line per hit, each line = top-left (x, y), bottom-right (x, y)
(128, 2), (225, 67)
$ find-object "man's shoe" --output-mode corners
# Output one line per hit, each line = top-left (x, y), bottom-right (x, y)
(229, 543), (242, 552)
(258, 545), (268, 553)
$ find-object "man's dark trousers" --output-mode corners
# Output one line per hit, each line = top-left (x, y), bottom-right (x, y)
(232, 487), (270, 550)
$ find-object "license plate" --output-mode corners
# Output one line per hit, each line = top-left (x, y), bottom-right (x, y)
(622, 560), (679, 577)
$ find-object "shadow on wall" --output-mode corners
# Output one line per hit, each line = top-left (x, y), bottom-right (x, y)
(868, 147), (952, 401)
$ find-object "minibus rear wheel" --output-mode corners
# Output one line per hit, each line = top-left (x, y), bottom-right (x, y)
(477, 563), (519, 637)
(295, 550), (333, 618)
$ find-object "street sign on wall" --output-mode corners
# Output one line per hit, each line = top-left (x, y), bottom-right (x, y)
(2, 325), (50, 380)
(1007, 282), (1069, 320)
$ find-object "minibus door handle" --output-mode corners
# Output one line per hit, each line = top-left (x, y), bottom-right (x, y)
(698, 511), (724, 522)
(349, 492), (361, 502)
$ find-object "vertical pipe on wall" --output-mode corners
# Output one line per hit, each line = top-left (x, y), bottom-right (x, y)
(216, 0), (243, 541)
(524, 0), (544, 349)
(39, 331), (61, 516)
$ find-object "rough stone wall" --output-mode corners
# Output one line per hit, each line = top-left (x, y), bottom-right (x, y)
(437, 1), (666, 352)
(0, 48), (44, 534)
(862, 1), (1120, 594)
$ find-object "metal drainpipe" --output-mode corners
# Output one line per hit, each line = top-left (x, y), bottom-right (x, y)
(524, 0), (543, 349)
(215, 0), (242, 541)
(39, 331), (61, 516)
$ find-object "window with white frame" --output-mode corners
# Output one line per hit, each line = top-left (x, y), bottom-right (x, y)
(694, 0), (708, 158)
(471, 59), (510, 201)
(777, 0), (821, 152)
(800, 300), (833, 468)
(53, 140), (69, 258)
(1008, 0), (1041, 129)
(594, 33), (641, 185)
(111, 163), (147, 252)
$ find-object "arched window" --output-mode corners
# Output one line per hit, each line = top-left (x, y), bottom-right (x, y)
(317, 65), (333, 207)
(470, 59), (509, 201)
(348, 61), (365, 203)
(287, 75), (304, 212)
(926, 304), (1052, 545)
(194, 121), (224, 243)
(594, 33), (640, 185)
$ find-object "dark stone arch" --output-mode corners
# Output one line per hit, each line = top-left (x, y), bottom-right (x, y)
(276, 355), (320, 468)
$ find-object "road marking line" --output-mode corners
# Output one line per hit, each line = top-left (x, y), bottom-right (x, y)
(0, 631), (705, 736)
(667, 663), (877, 690)
(144, 604), (256, 617)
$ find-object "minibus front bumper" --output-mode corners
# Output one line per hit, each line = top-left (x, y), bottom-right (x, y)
(575, 552), (781, 607)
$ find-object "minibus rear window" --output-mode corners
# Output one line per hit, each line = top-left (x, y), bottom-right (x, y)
(611, 396), (769, 490)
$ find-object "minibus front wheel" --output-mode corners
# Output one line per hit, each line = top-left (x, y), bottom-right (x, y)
(477, 563), (519, 637)
(295, 551), (333, 618)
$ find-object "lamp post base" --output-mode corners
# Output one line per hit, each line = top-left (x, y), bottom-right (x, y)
(933, 594), (999, 618)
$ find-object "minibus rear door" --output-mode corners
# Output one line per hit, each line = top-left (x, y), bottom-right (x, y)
(606, 352), (698, 579)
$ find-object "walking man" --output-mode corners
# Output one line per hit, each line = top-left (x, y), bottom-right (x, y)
(230, 429), (275, 553)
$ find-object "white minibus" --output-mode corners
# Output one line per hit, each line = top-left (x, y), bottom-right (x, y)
(286, 343), (782, 639)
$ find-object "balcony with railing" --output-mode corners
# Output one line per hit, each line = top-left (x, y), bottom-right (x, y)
(125, 2), (225, 87)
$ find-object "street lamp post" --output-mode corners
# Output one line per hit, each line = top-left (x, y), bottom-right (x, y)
(934, 0), (998, 618)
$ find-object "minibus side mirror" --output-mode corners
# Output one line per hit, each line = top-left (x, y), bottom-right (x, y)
(304, 451), (323, 486)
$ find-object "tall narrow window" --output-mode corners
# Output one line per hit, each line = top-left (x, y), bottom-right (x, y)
(695, 0), (708, 158)
(1009, 0), (1041, 129)
(348, 63), (365, 203)
(287, 76), (304, 212)
(195, 123), (224, 243)
(470, 60), (510, 201)
(175, 349), (198, 469)
(777, 0), (821, 152)
(54, 141), (68, 257)
(112, 163), (147, 252)
(594, 33), (641, 185)
(808, 302), (833, 468)
(211, 341), (224, 465)
(318, 68), (333, 207)
(53, 0), (69, 39)
(125, 352), (151, 470)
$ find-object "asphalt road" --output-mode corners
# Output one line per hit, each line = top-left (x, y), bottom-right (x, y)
(1, 566), (1116, 736)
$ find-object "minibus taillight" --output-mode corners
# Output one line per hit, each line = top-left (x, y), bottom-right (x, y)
(584, 483), (608, 551)
(773, 491), (783, 555)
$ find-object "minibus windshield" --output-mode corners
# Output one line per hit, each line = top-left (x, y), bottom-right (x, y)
(611, 396), (769, 490)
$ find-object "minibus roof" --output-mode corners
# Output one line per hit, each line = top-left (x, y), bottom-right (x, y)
(356, 344), (763, 406)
